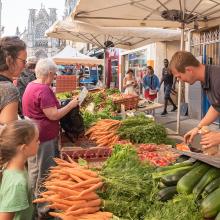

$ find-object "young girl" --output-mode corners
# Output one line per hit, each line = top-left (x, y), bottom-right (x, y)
(0, 120), (39, 220)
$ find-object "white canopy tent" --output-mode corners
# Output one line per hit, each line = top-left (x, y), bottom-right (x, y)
(46, 18), (180, 51)
(71, 0), (220, 134)
(52, 45), (103, 66)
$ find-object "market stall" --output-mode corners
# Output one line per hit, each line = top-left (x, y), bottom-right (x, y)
(32, 87), (220, 220)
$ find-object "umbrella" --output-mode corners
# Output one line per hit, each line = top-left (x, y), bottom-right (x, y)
(46, 17), (180, 86)
(46, 18), (180, 50)
(72, 0), (220, 134)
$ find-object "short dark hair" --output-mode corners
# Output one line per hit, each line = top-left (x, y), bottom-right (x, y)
(170, 51), (200, 73)
(127, 68), (134, 74)
(0, 36), (26, 71)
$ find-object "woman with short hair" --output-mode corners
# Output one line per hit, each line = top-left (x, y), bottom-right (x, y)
(22, 58), (79, 219)
(0, 36), (27, 124)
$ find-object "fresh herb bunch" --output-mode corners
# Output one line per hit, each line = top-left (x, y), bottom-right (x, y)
(118, 115), (170, 144)
(144, 194), (202, 220)
(105, 88), (121, 95)
(99, 145), (156, 220)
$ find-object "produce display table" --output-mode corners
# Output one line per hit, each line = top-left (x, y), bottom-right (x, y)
(137, 102), (164, 115)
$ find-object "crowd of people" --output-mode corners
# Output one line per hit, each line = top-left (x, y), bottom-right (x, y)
(123, 59), (177, 116)
(1, 35), (220, 220)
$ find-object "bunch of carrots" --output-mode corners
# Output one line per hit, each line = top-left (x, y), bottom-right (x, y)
(33, 157), (113, 220)
(85, 119), (121, 147)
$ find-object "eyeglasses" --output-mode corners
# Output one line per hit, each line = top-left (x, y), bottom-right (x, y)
(16, 57), (27, 65)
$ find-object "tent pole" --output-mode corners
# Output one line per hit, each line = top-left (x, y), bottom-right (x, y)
(176, 23), (185, 134)
(103, 48), (106, 86)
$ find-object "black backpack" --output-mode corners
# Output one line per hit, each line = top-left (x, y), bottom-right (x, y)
(60, 99), (85, 142)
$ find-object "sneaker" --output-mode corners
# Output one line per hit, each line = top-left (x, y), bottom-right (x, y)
(171, 106), (177, 112)
(161, 111), (168, 116)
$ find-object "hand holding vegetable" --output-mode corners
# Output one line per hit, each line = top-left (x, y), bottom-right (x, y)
(184, 127), (199, 144)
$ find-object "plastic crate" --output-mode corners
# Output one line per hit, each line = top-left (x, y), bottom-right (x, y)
(55, 75), (77, 93)
(60, 146), (112, 162)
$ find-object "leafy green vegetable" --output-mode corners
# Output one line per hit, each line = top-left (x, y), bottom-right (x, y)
(118, 115), (172, 145)
(105, 88), (121, 95)
(144, 194), (202, 220)
(99, 145), (156, 220)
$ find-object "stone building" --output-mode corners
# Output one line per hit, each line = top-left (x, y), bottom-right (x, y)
(19, 4), (61, 58)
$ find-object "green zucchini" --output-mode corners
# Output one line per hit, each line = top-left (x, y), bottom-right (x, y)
(158, 186), (177, 202)
(153, 166), (193, 179)
(156, 159), (194, 172)
(201, 187), (220, 218)
(161, 167), (192, 186)
(215, 212), (220, 220)
(177, 163), (211, 194)
(202, 177), (220, 198)
(193, 168), (220, 199)
(158, 181), (167, 189)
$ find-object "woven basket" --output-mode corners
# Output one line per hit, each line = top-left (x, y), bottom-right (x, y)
(112, 95), (139, 111)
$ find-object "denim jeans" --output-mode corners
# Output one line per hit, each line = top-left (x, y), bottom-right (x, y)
(28, 138), (59, 219)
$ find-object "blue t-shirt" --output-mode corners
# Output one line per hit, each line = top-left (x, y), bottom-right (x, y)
(0, 169), (33, 220)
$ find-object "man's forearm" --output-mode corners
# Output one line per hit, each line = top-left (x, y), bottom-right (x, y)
(198, 106), (220, 128)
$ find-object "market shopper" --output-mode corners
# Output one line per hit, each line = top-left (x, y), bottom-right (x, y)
(143, 66), (160, 101)
(170, 51), (220, 148)
(0, 36), (27, 124)
(160, 59), (177, 116)
(22, 58), (79, 219)
(123, 69), (137, 95)
(0, 120), (39, 220)
(17, 56), (37, 118)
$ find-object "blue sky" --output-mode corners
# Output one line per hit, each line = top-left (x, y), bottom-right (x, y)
(2, 0), (64, 36)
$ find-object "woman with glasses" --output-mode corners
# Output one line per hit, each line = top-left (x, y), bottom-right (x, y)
(0, 36), (27, 124)
(22, 58), (79, 219)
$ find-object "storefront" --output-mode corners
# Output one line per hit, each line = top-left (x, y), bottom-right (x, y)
(189, 26), (220, 120)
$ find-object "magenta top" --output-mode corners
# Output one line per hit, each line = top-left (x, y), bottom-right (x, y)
(22, 82), (60, 142)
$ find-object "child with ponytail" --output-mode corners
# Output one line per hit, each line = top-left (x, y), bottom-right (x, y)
(0, 119), (39, 220)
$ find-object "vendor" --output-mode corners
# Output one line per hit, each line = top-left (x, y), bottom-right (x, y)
(123, 69), (137, 95)
(170, 51), (220, 149)
(143, 66), (160, 102)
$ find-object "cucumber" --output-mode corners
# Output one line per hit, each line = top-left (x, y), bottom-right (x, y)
(156, 159), (194, 172)
(202, 177), (220, 198)
(153, 166), (193, 179)
(161, 167), (192, 186)
(177, 163), (211, 194)
(216, 212), (220, 220)
(201, 187), (220, 218)
(158, 186), (177, 202)
(158, 181), (167, 189)
(193, 168), (220, 199)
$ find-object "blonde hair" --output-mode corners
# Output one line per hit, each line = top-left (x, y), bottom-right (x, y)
(0, 120), (37, 177)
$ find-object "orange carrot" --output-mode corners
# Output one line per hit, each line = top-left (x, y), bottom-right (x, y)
(71, 178), (101, 189)
(46, 186), (79, 196)
(79, 182), (103, 197)
(32, 197), (47, 203)
(66, 206), (100, 216)
(70, 174), (83, 183)
(47, 202), (69, 211)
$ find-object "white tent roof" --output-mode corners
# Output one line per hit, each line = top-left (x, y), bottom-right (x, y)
(46, 18), (180, 50)
(52, 45), (103, 65)
(71, 0), (220, 29)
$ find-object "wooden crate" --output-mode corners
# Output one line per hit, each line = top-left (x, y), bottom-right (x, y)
(55, 75), (77, 93)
